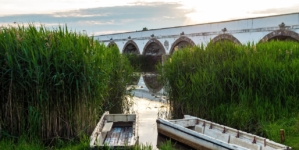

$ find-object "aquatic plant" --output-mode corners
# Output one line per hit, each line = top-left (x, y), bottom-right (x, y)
(0, 24), (133, 143)
(160, 40), (299, 147)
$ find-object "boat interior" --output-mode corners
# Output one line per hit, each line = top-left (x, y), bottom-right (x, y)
(168, 115), (290, 150)
(94, 114), (137, 147)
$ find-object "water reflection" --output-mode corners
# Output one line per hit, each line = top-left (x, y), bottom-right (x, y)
(131, 97), (169, 149)
(126, 72), (191, 149)
(143, 73), (164, 94)
(131, 72), (166, 102)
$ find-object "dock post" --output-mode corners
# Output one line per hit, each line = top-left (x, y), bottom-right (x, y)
(280, 129), (285, 143)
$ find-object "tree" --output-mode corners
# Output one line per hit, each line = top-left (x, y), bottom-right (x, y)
(142, 27), (148, 31)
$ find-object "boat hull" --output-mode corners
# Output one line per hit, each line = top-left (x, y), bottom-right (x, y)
(157, 115), (291, 150)
(157, 119), (247, 150)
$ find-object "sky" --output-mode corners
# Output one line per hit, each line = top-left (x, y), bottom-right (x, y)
(0, 0), (299, 35)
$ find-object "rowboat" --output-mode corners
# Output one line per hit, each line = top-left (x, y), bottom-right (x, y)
(90, 111), (138, 149)
(156, 115), (291, 150)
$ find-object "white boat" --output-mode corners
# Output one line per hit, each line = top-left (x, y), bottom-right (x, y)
(90, 111), (138, 149)
(156, 115), (291, 150)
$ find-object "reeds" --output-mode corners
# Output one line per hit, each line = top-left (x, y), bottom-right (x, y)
(0, 24), (133, 143)
(160, 40), (299, 134)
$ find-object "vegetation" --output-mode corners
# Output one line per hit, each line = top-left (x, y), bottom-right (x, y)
(142, 27), (148, 31)
(0, 136), (177, 150)
(125, 54), (161, 72)
(160, 41), (299, 148)
(0, 24), (133, 146)
(158, 140), (176, 150)
(2, 23), (298, 149)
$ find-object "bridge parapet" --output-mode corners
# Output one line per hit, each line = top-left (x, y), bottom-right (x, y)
(95, 13), (299, 55)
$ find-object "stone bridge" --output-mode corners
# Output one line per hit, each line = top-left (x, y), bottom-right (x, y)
(94, 13), (299, 55)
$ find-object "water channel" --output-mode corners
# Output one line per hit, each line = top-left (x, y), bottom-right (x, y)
(127, 72), (193, 150)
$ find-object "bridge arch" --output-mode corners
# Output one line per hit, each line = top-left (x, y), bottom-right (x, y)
(122, 40), (140, 54)
(170, 36), (196, 54)
(107, 41), (119, 50)
(143, 38), (166, 55)
(212, 34), (241, 45)
(259, 29), (299, 42)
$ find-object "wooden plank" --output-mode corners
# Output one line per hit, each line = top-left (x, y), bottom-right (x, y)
(96, 132), (107, 145)
(105, 114), (136, 122)
(108, 128), (117, 145)
(204, 127), (230, 143)
(104, 128), (113, 145)
(127, 127), (133, 144)
(230, 136), (261, 150)
(124, 127), (129, 144)
(109, 127), (121, 145)
(113, 127), (121, 145)
(117, 127), (126, 145)
(90, 111), (109, 147)
(170, 119), (197, 127)
(195, 124), (204, 134)
(102, 122), (113, 132)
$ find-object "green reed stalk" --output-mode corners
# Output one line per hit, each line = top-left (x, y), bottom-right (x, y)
(0, 24), (133, 144)
(160, 40), (299, 135)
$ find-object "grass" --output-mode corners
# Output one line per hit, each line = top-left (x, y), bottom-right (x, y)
(158, 140), (175, 150)
(0, 136), (44, 150)
(0, 136), (177, 150)
(160, 40), (299, 149)
(262, 114), (299, 149)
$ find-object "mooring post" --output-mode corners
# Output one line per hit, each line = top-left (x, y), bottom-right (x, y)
(280, 129), (285, 143)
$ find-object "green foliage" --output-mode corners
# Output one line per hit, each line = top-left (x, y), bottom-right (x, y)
(160, 40), (299, 147)
(125, 54), (161, 72)
(142, 27), (148, 31)
(158, 140), (176, 150)
(0, 136), (177, 150)
(262, 115), (299, 149)
(0, 136), (44, 150)
(0, 24), (133, 144)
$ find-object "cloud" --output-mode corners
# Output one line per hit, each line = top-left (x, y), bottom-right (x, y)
(248, 3), (299, 15)
(93, 30), (130, 35)
(0, 2), (193, 35)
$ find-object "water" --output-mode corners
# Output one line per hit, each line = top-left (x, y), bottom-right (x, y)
(128, 72), (193, 149)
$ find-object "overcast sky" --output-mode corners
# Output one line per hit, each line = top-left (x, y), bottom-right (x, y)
(1, 0), (299, 35)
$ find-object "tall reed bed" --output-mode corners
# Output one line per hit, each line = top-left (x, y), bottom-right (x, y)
(0, 25), (133, 143)
(160, 41), (299, 135)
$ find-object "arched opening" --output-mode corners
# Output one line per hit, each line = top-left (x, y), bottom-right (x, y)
(107, 41), (119, 51)
(122, 40), (140, 54)
(259, 29), (299, 43)
(143, 38), (166, 55)
(212, 34), (241, 45)
(170, 36), (195, 55)
(141, 38), (166, 72)
(269, 36), (297, 41)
